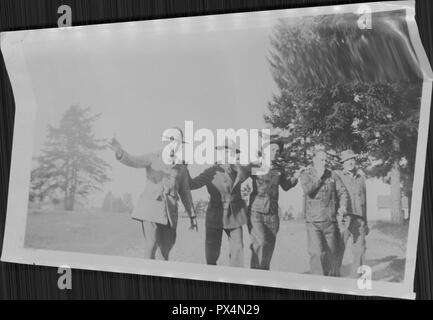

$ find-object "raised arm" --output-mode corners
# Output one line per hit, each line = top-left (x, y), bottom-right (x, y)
(334, 172), (349, 213)
(300, 170), (325, 198)
(279, 168), (298, 191)
(109, 137), (152, 168)
(189, 168), (212, 190)
(116, 149), (152, 169)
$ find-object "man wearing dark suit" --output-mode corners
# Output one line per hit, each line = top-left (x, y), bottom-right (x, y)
(189, 139), (251, 267)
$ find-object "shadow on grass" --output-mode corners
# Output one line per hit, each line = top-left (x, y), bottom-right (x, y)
(371, 220), (409, 242)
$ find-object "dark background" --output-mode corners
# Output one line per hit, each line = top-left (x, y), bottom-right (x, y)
(0, 0), (432, 300)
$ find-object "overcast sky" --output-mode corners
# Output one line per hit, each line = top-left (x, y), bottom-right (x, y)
(22, 15), (285, 208)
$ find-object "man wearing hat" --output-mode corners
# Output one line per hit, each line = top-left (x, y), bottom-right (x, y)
(108, 127), (197, 261)
(188, 138), (252, 267)
(247, 139), (301, 270)
(300, 148), (348, 276)
(335, 149), (368, 278)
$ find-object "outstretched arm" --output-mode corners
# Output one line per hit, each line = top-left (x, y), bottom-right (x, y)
(188, 168), (212, 190)
(300, 171), (325, 198)
(115, 150), (152, 169)
(280, 168), (298, 191)
(108, 136), (152, 168)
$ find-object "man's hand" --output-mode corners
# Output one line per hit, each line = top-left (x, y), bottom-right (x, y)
(336, 212), (344, 225)
(337, 207), (347, 216)
(360, 221), (369, 235)
(108, 136), (123, 155)
(337, 208), (349, 232)
(320, 169), (331, 181)
(294, 166), (306, 180)
(189, 216), (198, 232)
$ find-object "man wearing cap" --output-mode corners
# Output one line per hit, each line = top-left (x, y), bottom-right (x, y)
(108, 127), (197, 261)
(188, 138), (251, 267)
(248, 140), (301, 270)
(300, 148), (348, 276)
(335, 150), (368, 278)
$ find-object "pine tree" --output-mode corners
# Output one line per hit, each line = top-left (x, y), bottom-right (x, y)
(33, 105), (110, 211)
(102, 191), (114, 212)
(122, 192), (134, 213)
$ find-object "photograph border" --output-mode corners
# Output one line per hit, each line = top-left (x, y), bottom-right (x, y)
(1, 1), (432, 299)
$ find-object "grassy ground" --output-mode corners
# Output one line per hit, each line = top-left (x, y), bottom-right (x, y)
(25, 210), (408, 281)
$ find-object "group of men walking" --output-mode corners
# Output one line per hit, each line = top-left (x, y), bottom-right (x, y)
(108, 127), (368, 278)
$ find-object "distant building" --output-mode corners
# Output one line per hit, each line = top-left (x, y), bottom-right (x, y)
(376, 195), (409, 221)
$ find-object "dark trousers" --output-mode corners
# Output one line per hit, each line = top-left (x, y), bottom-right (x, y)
(306, 221), (341, 276)
(205, 226), (244, 267)
(340, 216), (367, 278)
(248, 212), (279, 270)
(142, 221), (176, 260)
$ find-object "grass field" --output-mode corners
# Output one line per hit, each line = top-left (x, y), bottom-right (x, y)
(24, 209), (408, 281)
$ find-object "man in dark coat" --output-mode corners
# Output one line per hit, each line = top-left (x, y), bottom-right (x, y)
(189, 138), (251, 267)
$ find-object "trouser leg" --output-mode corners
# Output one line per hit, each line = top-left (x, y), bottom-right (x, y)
(260, 232), (277, 270)
(249, 214), (266, 269)
(250, 213), (279, 270)
(350, 219), (367, 278)
(306, 222), (326, 275)
(142, 221), (158, 259)
(157, 223), (177, 261)
(225, 227), (244, 268)
(262, 214), (279, 270)
(205, 227), (223, 265)
(338, 217), (352, 268)
(323, 221), (341, 277)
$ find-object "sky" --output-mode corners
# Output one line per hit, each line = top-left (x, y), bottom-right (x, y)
(22, 15), (283, 209)
(21, 14), (391, 215)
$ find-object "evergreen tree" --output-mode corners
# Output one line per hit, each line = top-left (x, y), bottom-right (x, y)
(32, 105), (110, 211)
(122, 192), (134, 213)
(102, 191), (114, 212)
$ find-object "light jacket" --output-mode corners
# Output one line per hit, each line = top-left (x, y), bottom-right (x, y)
(249, 165), (297, 215)
(116, 150), (194, 229)
(300, 167), (348, 222)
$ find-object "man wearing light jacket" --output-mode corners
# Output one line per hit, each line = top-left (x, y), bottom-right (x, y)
(300, 148), (348, 276)
(109, 127), (197, 261)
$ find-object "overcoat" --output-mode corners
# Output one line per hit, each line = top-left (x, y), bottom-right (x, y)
(300, 167), (348, 222)
(116, 150), (194, 229)
(189, 164), (251, 229)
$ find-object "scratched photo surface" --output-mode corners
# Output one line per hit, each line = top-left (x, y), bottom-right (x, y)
(1, 1), (432, 299)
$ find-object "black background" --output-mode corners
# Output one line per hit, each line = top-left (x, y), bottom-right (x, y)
(0, 0), (432, 300)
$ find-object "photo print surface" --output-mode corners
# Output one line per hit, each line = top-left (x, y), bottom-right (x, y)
(1, 1), (432, 299)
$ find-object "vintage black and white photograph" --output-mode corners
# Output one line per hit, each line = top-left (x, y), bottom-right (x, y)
(1, 1), (432, 299)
